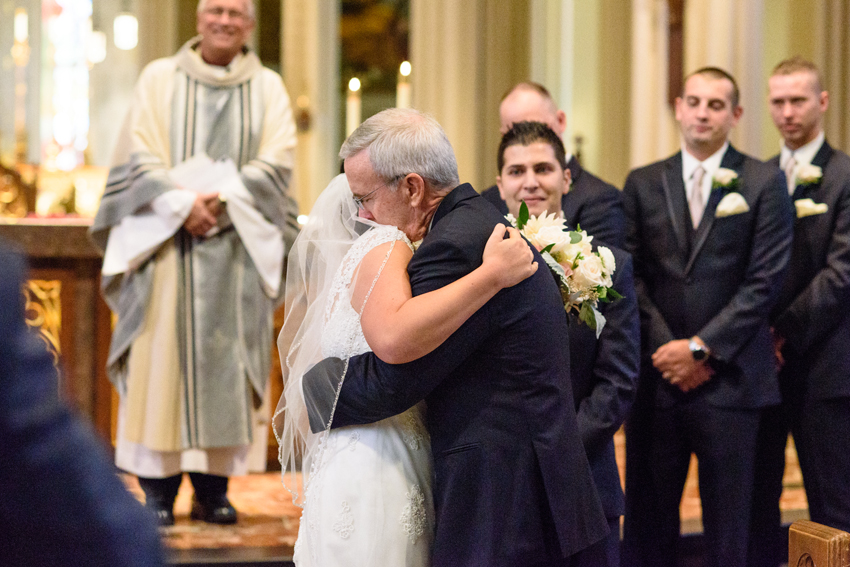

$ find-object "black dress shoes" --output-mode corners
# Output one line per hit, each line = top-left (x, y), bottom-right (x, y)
(190, 495), (238, 524)
(146, 500), (175, 527)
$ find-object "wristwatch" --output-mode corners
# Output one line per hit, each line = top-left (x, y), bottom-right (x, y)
(689, 339), (709, 362)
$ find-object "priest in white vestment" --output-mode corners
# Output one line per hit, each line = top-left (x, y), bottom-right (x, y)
(90, 0), (298, 526)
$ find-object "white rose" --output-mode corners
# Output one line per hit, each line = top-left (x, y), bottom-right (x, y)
(561, 231), (593, 266)
(713, 168), (738, 186)
(529, 225), (572, 254)
(572, 253), (606, 290)
(598, 246), (616, 272)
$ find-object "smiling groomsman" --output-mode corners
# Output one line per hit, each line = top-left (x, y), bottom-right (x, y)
(748, 56), (850, 567)
(497, 121), (641, 567)
(621, 67), (793, 567)
(481, 82), (625, 247)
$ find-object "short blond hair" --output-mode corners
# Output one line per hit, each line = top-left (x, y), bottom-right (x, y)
(771, 56), (823, 93)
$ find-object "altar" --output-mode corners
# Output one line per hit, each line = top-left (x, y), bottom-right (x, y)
(0, 216), (114, 439)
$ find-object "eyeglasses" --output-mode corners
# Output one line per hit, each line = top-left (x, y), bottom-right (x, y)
(351, 175), (406, 210)
(203, 7), (250, 21)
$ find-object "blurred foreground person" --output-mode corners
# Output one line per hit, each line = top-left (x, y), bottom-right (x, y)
(0, 242), (164, 567)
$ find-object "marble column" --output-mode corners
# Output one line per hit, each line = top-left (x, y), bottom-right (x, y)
(630, 0), (678, 169)
(410, 0), (529, 191)
(281, 0), (340, 210)
(684, 0), (765, 157)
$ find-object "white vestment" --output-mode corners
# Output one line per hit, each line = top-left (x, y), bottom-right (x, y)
(90, 38), (298, 477)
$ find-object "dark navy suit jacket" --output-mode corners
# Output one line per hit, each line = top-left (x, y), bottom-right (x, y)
(0, 243), (163, 567)
(568, 244), (640, 520)
(769, 141), (850, 403)
(310, 184), (608, 567)
(482, 156), (626, 247)
(623, 145), (794, 409)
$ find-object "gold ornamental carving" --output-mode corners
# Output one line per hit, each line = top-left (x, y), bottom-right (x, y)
(23, 279), (62, 365)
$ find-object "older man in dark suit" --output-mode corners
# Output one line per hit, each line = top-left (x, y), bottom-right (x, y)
(496, 120), (641, 567)
(481, 82), (625, 247)
(748, 56), (850, 567)
(621, 67), (794, 567)
(308, 108), (609, 567)
(0, 242), (163, 567)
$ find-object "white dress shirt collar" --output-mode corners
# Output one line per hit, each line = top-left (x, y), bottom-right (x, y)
(681, 141), (730, 207)
(780, 130), (825, 171)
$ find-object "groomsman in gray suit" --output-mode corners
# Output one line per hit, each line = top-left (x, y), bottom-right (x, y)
(621, 67), (793, 567)
(748, 56), (850, 567)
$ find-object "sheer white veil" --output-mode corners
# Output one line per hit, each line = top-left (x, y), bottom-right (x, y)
(273, 173), (379, 506)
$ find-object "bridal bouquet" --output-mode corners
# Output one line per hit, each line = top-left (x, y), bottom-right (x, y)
(506, 202), (621, 334)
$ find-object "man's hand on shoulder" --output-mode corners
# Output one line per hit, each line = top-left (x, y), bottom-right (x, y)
(652, 337), (714, 392)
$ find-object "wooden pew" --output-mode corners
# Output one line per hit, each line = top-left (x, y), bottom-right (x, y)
(789, 520), (849, 567)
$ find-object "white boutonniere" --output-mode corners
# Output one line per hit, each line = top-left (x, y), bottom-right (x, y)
(796, 164), (823, 186)
(712, 168), (739, 190)
(794, 198), (829, 218)
(715, 192), (750, 217)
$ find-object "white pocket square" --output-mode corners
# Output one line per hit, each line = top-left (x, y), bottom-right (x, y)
(715, 192), (750, 217)
(794, 198), (829, 218)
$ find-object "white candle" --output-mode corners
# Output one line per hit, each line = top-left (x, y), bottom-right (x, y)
(396, 61), (411, 109)
(346, 78), (362, 137)
(14, 9), (28, 43)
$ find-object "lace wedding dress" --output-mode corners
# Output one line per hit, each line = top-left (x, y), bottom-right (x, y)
(292, 225), (435, 567)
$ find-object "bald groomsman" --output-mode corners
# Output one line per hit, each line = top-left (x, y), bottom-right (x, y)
(481, 82), (625, 247)
(748, 56), (850, 567)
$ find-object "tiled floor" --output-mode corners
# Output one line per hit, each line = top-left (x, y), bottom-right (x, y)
(125, 432), (808, 554)
(124, 473), (301, 553)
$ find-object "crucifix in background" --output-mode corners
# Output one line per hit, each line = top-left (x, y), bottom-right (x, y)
(668, 0), (685, 106)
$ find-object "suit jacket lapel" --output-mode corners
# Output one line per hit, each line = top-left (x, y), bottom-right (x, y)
(661, 153), (689, 254)
(685, 145), (746, 274)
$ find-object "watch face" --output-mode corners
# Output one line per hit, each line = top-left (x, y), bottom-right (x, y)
(690, 341), (707, 361)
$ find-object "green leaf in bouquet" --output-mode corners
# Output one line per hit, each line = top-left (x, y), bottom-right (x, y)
(607, 288), (624, 300)
(541, 243), (555, 254)
(518, 201), (530, 230)
(569, 231), (583, 244)
(579, 301), (597, 329)
(541, 251), (565, 276)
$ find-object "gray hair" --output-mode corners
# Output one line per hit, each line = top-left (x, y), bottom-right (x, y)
(340, 108), (459, 190)
(197, 0), (256, 20)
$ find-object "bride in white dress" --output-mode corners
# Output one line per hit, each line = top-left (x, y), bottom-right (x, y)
(275, 175), (536, 567)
